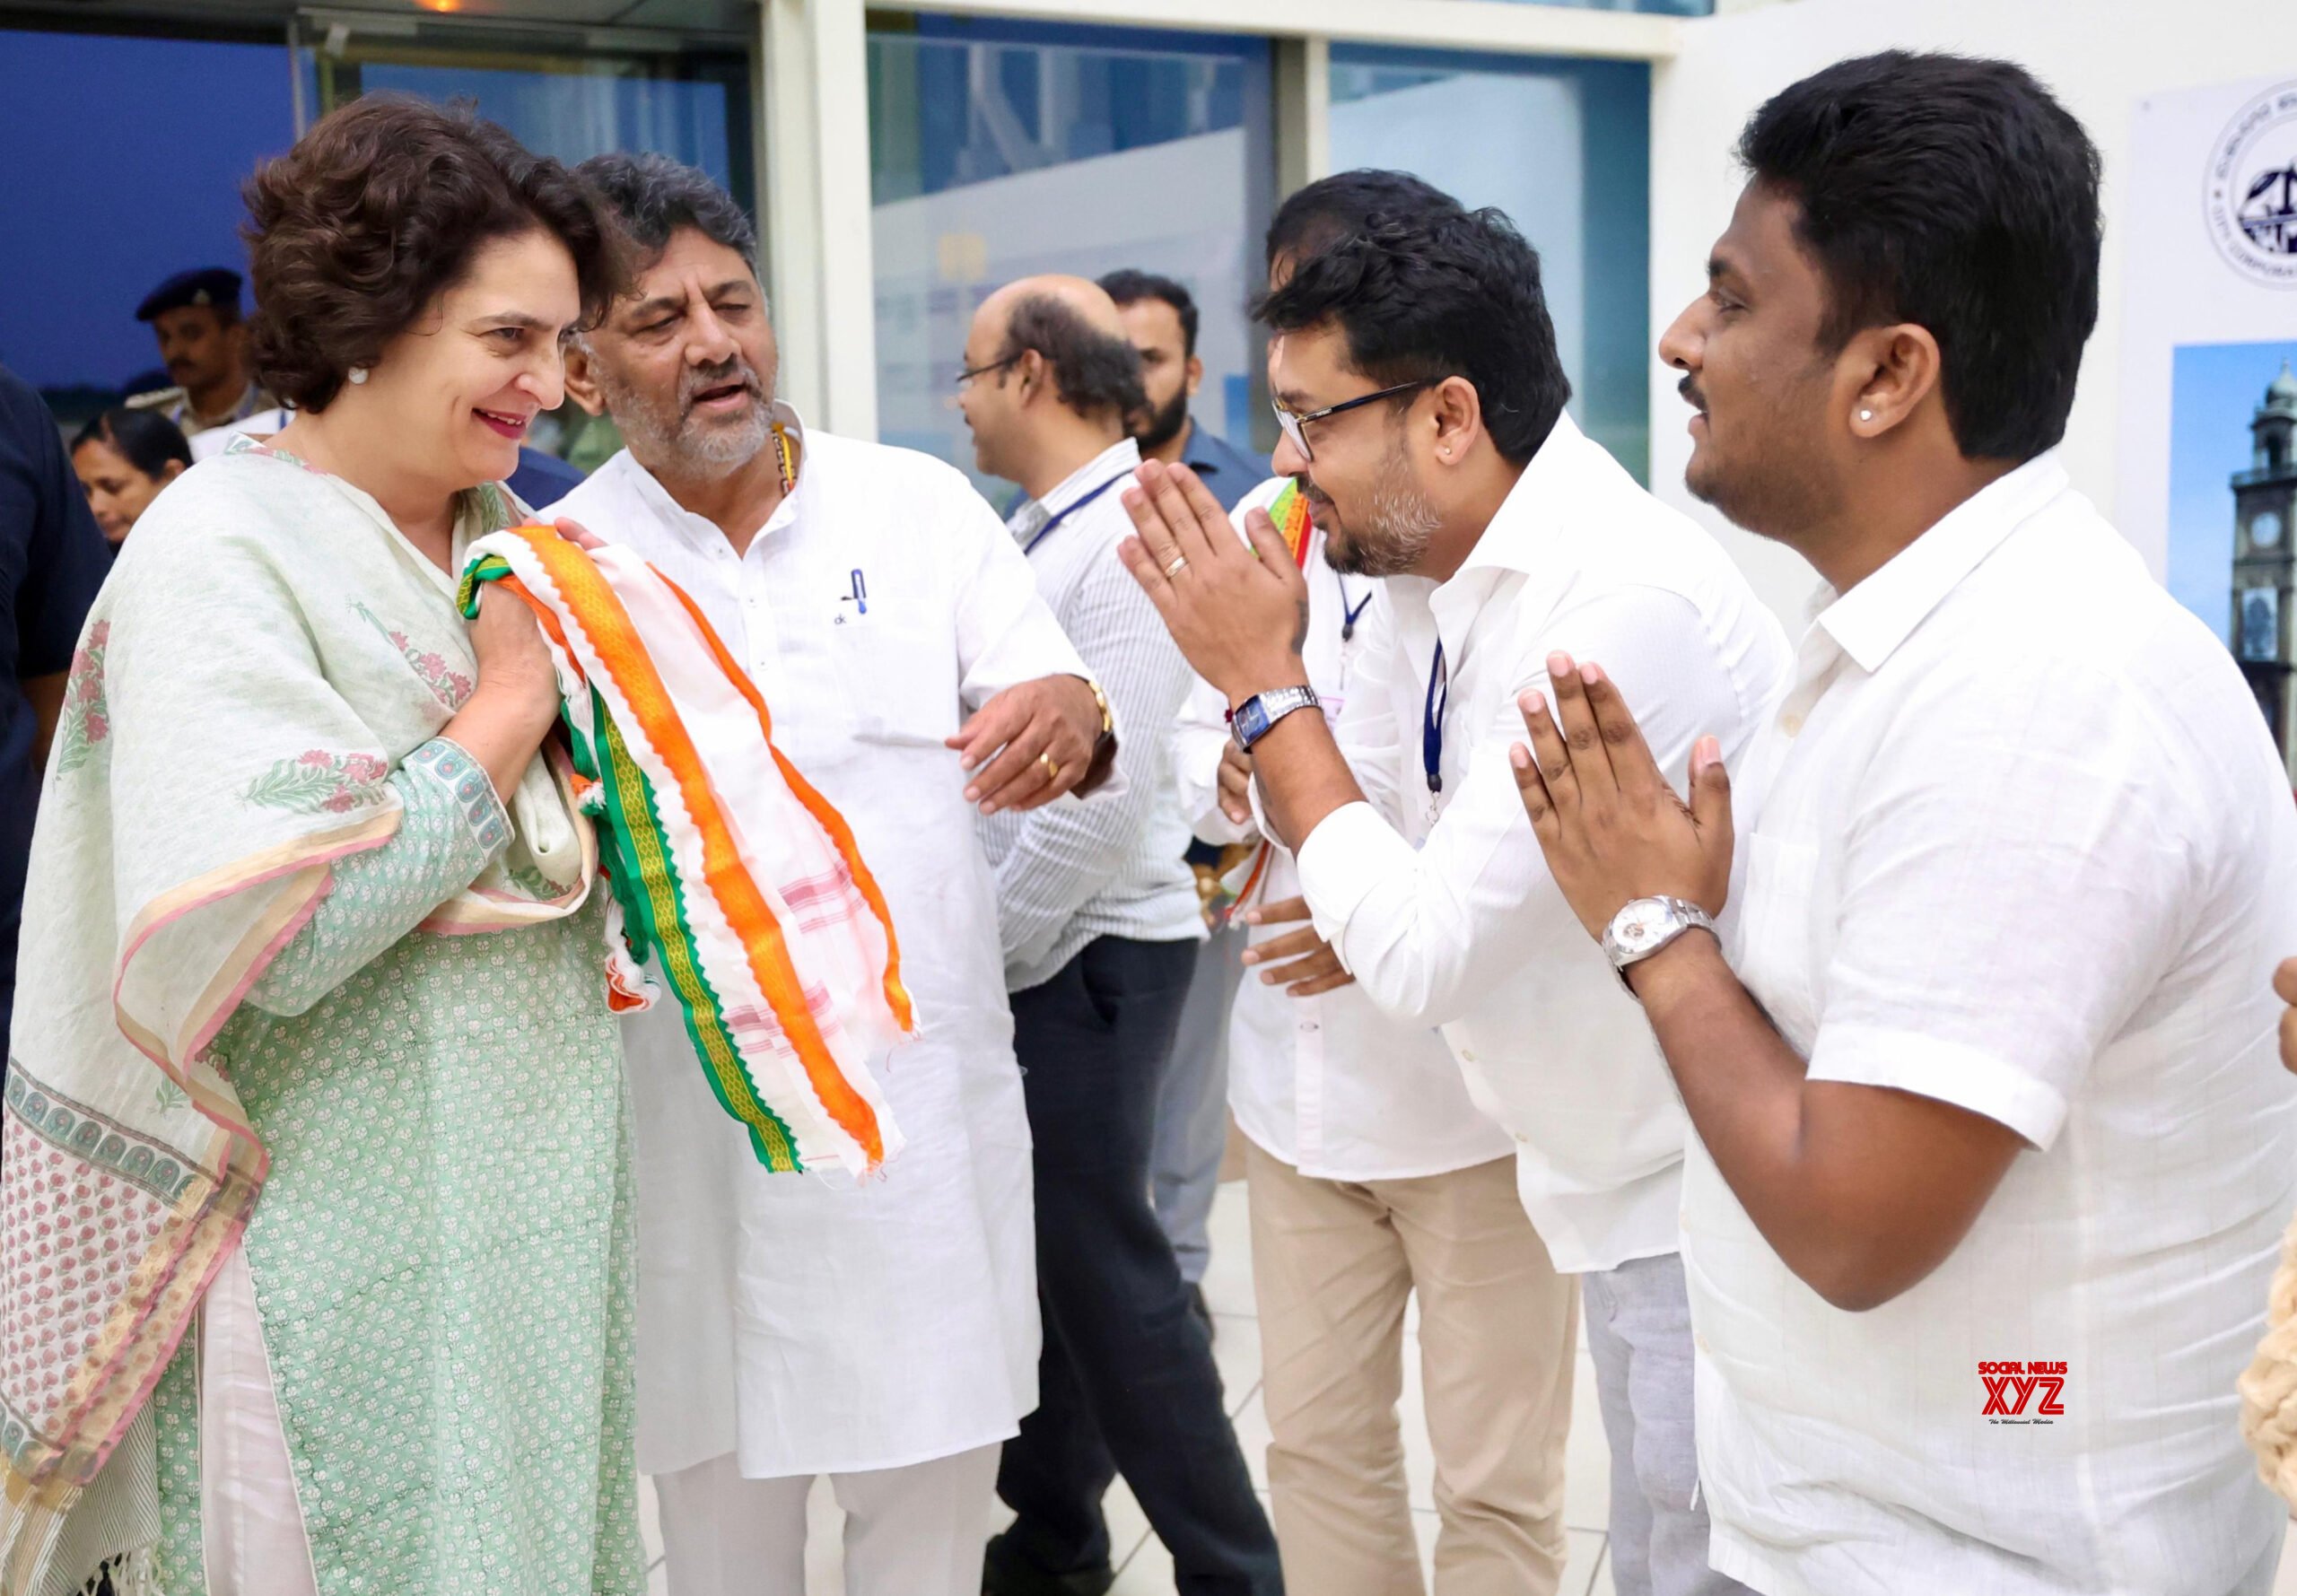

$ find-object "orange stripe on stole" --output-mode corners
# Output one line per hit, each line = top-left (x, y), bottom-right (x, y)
(651, 574), (915, 1032)
(502, 528), (888, 1164)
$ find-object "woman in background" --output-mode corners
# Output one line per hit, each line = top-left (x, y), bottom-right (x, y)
(70, 406), (190, 546)
(0, 96), (644, 1596)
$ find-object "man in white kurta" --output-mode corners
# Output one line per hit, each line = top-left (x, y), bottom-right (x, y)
(550, 154), (1108, 1596)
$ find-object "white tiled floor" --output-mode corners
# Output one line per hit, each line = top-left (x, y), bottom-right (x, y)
(633, 1180), (2297, 1596)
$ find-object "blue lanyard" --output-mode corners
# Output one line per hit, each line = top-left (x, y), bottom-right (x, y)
(1023, 474), (1127, 556)
(1422, 640), (1448, 795)
(1336, 571), (1373, 641)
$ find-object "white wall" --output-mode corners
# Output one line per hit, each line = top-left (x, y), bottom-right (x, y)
(1650, 0), (2297, 624)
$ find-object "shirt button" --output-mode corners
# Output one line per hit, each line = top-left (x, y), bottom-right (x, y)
(1460, 1048), (1479, 1062)
(1298, 1022), (1318, 1034)
(1513, 1132), (1530, 1145)
(1780, 712), (1804, 736)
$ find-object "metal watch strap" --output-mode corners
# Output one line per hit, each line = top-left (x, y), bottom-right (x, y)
(1604, 895), (1716, 997)
(1231, 685), (1320, 752)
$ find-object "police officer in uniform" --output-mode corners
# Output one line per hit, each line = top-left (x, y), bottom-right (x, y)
(126, 267), (273, 440)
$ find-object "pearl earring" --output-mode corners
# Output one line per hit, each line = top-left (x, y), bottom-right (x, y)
(1858, 408), (1873, 423)
(347, 367), (370, 386)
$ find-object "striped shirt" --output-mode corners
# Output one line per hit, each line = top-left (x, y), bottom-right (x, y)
(981, 437), (1203, 991)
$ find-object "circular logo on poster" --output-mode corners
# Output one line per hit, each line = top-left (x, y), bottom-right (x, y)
(2208, 82), (2297, 287)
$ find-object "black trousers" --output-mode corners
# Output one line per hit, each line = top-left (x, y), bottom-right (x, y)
(998, 935), (1283, 1594)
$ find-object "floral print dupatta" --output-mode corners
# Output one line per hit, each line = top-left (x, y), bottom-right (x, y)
(0, 440), (598, 1593)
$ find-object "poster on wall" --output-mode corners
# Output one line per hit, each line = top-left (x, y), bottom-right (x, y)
(2119, 75), (2297, 783)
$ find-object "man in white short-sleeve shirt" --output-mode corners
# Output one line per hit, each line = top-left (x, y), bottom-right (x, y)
(1510, 53), (2297, 1595)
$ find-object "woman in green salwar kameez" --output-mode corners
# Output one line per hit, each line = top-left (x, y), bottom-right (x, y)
(0, 99), (645, 1596)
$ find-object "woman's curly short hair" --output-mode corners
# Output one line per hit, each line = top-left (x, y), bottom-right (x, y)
(243, 96), (625, 414)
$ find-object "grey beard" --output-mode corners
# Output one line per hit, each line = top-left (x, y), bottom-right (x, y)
(681, 406), (772, 470)
(598, 366), (770, 476)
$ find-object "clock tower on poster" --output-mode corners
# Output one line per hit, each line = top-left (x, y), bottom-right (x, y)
(2232, 362), (2297, 783)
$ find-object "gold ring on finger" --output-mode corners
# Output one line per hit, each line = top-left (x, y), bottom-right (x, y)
(1163, 554), (1189, 579)
(1039, 752), (1060, 781)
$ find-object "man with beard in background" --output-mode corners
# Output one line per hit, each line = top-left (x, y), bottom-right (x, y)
(1100, 270), (1267, 514)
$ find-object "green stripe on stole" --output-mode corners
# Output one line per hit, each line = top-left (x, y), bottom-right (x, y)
(590, 690), (804, 1173)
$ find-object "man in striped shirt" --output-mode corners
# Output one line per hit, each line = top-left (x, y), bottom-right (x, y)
(963, 275), (1281, 1596)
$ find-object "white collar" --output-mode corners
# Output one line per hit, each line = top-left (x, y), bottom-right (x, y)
(1418, 412), (1620, 636)
(1450, 412), (1602, 588)
(610, 398), (810, 555)
(1815, 451), (2068, 675)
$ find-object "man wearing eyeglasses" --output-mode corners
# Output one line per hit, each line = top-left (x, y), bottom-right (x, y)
(958, 274), (1281, 1596)
(1119, 206), (1790, 1596)
(1170, 173), (1590, 1596)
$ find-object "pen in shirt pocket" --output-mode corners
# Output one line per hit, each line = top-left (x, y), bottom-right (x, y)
(849, 568), (868, 615)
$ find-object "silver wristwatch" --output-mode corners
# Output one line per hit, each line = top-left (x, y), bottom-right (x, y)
(1601, 896), (1716, 994)
(1227, 685), (1321, 752)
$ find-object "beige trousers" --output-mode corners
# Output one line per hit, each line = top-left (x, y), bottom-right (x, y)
(1245, 1141), (1576, 1596)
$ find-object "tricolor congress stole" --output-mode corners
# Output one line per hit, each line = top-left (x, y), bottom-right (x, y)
(459, 527), (908, 1177)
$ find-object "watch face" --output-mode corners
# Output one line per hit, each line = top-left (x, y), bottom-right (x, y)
(1614, 898), (1676, 955)
(1233, 698), (1269, 744)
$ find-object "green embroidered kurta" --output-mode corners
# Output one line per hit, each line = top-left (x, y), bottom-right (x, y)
(151, 739), (646, 1595)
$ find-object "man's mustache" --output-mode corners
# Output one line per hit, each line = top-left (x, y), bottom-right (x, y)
(681, 364), (763, 410)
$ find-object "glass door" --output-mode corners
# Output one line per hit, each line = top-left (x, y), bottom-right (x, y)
(1330, 46), (1652, 482)
(867, 13), (1275, 490)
